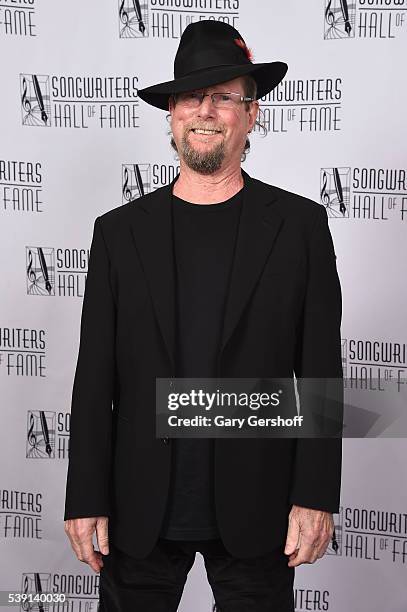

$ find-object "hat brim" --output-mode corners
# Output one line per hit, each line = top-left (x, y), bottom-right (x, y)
(137, 62), (288, 111)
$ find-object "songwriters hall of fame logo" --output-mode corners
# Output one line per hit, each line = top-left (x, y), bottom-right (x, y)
(20, 73), (139, 128)
(122, 163), (180, 202)
(323, 0), (407, 39)
(26, 246), (90, 297)
(1, 158), (43, 213)
(341, 336), (406, 390)
(26, 246), (88, 296)
(27, 411), (55, 458)
(26, 410), (70, 459)
(20, 574), (51, 599)
(122, 163), (151, 202)
(320, 166), (407, 220)
(1, 488), (43, 539)
(26, 246), (55, 295)
(119, 0), (148, 37)
(20, 74), (50, 127)
(320, 167), (350, 217)
(324, 0), (356, 39)
(16, 573), (99, 609)
(118, 0), (239, 38)
(0, 0), (37, 37)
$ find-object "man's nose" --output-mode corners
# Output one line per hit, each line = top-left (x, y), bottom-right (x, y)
(197, 95), (217, 117)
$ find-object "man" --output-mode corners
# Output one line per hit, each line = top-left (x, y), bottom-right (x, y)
(64, 20), (343, 612)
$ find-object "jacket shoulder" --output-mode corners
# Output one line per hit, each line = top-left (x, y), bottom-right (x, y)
(95, 182), (168, 228)
(254, 176), (325, 227)
(97, 189), (156, 221)
(255, 176), (319, 211)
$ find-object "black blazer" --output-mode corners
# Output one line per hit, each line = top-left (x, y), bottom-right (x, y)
(64, 169), (343, 559)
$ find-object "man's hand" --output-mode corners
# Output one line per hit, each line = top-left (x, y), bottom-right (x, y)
(284, 505), (334, 567)
(64, 517), (109, 573)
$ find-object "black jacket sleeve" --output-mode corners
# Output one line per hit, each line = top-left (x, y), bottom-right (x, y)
(64, 216), (116, 520)
(290, 205), (343, 514)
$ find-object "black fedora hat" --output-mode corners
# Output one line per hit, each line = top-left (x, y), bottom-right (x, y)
(137, 20), (288, 111)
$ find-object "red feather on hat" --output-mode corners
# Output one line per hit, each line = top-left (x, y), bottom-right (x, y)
(234, 38), (254, 62)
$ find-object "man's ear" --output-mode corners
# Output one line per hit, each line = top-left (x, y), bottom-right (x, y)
(249, 101), (259, 130)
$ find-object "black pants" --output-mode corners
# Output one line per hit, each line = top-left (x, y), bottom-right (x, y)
(98, 537), (294, 611)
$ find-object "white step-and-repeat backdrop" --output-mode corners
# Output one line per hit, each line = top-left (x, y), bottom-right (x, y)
(1, 1), (406, 611)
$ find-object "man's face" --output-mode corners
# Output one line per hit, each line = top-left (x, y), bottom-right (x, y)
(168, 76), (259, 175)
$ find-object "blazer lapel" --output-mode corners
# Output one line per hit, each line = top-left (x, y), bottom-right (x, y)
(129, 169), (283, 374)
(129, 177), (177, 372)
(218, 169), (283, 360)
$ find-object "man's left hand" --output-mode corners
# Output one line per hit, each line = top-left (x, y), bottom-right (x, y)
(284, 504), (334, 567)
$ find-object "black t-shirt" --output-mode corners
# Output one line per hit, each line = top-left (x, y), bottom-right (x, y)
(159, 185), (243, 540)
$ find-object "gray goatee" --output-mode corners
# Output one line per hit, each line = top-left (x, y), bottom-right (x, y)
(179, 130), (225, 175)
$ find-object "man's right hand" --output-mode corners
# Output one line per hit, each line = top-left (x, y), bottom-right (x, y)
(64, 517), (109, 573)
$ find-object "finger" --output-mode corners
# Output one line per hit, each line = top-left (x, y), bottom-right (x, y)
(288, 549), (299, 561)
(287, 538), (318, 567)
(65, 523), (84, 559)
(96, 519), (109, 555)
(288, 552), (310, 567)
(78, 538), (101, 572)
(316, 536), (331, 559)
(69, 537), (82, 560)
(288, 536), (300, 561)
(68, 529), (88, 559)
(93, 550), (105, 572)
(284, 521), (300, 555)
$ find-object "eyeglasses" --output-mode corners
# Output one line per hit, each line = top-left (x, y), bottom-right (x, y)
(174, 91), (254, 109)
